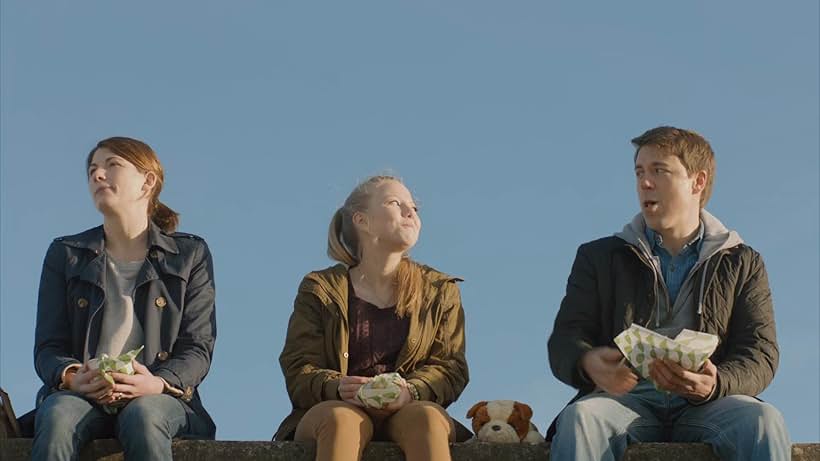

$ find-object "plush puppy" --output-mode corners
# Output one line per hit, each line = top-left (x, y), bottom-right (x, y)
(466, 400), (546, 444)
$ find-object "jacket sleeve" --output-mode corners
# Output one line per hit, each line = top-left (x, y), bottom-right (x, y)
(151, 240), (217, 393)
(279, 279), (343, 409)
(711, 250), (779, 400)
(548, 244), (600, 392)
(34, 242), (82, 389)
(404, 281), (469, 408)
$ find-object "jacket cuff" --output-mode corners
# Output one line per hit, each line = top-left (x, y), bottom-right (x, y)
(576, 361), (593, 385)
(323, 378), (341, 401)
(158, 377), (185, 398)
(153, 368), (195, 402)
(688, 373), (720, 405)
(58, 363), (83, 390)
(406, 378), (433, 402)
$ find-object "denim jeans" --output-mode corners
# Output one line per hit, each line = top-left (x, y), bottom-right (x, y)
(32, 391), (213, 461)
(550, 380), (791, 461)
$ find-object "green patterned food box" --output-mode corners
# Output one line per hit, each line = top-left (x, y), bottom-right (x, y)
(87, 346), (144, 414)
(614, 324), (718, 381)
(356, 372), (405, 408)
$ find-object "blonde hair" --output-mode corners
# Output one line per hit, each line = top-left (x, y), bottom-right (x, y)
(327, 176), (424, 317)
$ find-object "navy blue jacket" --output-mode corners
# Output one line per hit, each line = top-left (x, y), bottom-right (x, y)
(34, 223), (217, 436)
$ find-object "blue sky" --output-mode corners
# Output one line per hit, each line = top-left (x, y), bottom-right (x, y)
(1, 1), (817, 443)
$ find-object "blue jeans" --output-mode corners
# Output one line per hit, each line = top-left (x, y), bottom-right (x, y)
(550, 381), (791, 461)
(32, 391), (213, 461)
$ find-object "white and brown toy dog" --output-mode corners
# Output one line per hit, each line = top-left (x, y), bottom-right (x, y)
(466, 400), (546, 444)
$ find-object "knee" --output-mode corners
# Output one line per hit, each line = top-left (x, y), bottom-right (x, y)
(310, 401), (371, 434)
(36, 393), (86, 432)
(558, 399), (599, 429)
(117, 395), (171, 434)
(396, 401), (451, 429)
(735, 400), (787, 433)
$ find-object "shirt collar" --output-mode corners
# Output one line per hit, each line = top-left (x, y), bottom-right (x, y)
(645, 221), (705, 256)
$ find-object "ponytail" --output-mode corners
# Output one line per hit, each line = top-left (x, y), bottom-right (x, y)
(327, 208), (358, 266)
(151, 199), (179, 234)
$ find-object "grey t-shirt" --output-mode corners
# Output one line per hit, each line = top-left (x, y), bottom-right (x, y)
(94, 255), (145, 359)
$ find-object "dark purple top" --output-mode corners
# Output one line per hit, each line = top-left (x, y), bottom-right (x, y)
(347, 281), (410, 377)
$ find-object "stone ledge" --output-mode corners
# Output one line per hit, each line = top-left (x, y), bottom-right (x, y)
(1, 439), (817, 460)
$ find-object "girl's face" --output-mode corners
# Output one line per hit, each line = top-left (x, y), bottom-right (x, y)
(88, 147), (154, 215)
(355, 180), (421, 254)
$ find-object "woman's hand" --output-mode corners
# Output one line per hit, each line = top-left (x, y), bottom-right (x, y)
(365, 380), (413, 420)
(68, 363), (113, 401)
(100, 360), (164, 404)
(381, 383), (412, 412)
(338, 375), (370, 407)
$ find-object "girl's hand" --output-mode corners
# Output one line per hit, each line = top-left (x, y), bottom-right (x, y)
(338, 375), (370, 407)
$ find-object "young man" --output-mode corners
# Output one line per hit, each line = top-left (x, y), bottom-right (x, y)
(547, 126), (790, 461)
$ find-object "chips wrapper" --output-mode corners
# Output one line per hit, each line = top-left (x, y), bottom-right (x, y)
(614, 324), (718, 383)
(355, 373), (406, 409)
(89, 346), (144, 414)
(93, 345), (145, 385)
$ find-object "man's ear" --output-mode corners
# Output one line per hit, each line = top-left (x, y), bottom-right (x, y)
(692, 169), (708, 196)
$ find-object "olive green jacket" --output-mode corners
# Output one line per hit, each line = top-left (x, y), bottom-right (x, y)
(274, 263), (469, 441)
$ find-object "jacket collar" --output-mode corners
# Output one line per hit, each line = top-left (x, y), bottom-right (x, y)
(60, 221), (179, 255)
(614, 209), (744, 264)
(302, 262), (463, 321)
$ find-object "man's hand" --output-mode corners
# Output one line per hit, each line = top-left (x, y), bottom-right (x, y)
(101, 360), (164, 404)
(649, 358), (717, 401)
(581, 347), (639, 395)
(338, 375), (370, 407)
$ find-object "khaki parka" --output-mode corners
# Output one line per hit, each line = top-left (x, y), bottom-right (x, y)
(274, 263), (469, 441)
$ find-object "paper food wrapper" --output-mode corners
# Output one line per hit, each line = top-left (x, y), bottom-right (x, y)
(355, 372), (406, 409)
(614, 324), (718, 381)
(87, 346), (144, 413)
(91, 345), (145, 385)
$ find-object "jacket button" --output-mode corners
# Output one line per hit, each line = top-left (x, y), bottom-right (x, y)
(343, 352), (349, 359)
(182, 386), (194, 402)
(68, 256), (78, 265)
(157, 351), (169, 361)
(77, 298), (89, 308)
(155, 296), (167, 308)
(410, 338), (417, 344)
(149, 250), (159, 259)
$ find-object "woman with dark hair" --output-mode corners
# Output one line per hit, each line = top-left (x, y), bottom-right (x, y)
(275, 175), (470, 461)
(32, 137), (217, 460)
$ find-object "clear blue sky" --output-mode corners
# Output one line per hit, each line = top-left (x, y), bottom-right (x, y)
(2, 1), (817, 443)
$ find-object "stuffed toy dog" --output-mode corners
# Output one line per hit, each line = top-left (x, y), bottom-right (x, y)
(466, 400), (546, 444)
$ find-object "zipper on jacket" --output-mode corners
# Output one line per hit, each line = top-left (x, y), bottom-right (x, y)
(628, 245), (665, 328)
(83, 291), (107, 361)
(82, 251), (107, 361)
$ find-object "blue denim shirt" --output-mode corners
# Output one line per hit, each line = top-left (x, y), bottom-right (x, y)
(645, 222), (705, 304)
